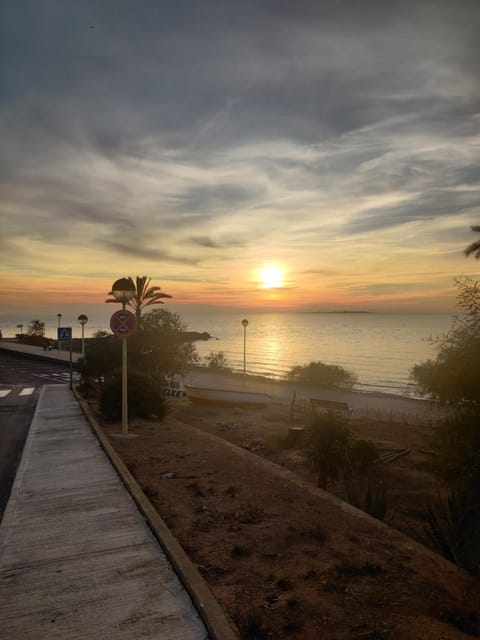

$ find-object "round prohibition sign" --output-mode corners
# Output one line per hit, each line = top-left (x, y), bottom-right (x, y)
(110, 310), (137, 338)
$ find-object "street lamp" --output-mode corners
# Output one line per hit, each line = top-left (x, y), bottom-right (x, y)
(77, 314), (88, 356)
(110, 278), (136, 435)
(57, 313), (62, 350)
(241, 318), (249, 375)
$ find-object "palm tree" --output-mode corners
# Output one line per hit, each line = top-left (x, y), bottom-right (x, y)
(106, 276), (172, 323)
(465, 226), (480, 260)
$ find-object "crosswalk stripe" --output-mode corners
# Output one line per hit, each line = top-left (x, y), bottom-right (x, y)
(19, 388), (35, 396)
(0, 389), (12, 397)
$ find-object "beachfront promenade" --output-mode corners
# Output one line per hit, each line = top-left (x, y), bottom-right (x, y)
(0, 384), (212, 639)
(0, 341), (447, 638)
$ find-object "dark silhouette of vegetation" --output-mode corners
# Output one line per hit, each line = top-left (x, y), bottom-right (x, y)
(77, 279), (198, 422)
(305, 412), (352, 489)
(27, 318), (45, 336)
(411, 277), (480, 406)
(465, 225), (480, 260)
(106, 275), (172, 323)
(204, 350), (231, 371)
(287, 360), (357, 390)
(99, 369), (169, 422)
(344, 477), (387, 521)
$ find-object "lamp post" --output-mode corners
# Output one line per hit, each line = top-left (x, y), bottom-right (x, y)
(77, 314), (88, 356)
(241, 318), (249, 375)
(57, 313), (62, 350)
(110, 278), (136, 435)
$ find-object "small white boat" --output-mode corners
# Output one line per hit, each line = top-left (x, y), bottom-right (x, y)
(185, 385), (271, 407)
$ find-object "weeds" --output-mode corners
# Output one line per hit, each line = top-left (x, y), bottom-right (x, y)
(344, 477), (388, 521)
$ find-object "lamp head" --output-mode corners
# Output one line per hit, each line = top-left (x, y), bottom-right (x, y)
(111, 278), (136, 304)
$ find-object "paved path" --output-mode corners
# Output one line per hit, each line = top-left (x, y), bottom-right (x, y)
(0, 385), (208, 639)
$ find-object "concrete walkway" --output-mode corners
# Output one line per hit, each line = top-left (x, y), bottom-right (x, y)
(0, 385), (208, 639)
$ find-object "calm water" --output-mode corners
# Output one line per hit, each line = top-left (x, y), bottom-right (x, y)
(179, 310), (453, 396)
(1, 310), (453, 396)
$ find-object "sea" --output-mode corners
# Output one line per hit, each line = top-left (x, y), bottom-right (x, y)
(1, 309), (455, 397)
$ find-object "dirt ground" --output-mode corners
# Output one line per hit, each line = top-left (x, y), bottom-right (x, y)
(99, 397), (480, 640)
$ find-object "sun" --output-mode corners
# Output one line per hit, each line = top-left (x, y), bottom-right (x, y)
(259, 265), (283, 289)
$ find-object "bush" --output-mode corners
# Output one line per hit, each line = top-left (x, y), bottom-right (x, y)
(349, 439), (379, 474)
(411, 276), (480, 407)
(287, 361), (357, 390)
(344, 477), (387, 520)
(305, 412), (352, 488)
(422, 490), (480, 575)
(204, 351), (231, 371)
(99, 369), (169, 422)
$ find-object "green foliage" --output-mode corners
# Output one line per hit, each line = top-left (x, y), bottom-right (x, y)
(411, 277), (480, 406)
(131, 308), (198, 380)
(204, 350), (231, 371)
(99, 369), (169, 421)
(287, 360), (357, 390)
(305, 412), (352, 488)
(76, 308), (198, 391)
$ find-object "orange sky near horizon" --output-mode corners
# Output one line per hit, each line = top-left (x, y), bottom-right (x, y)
(2, 2), (480, 319)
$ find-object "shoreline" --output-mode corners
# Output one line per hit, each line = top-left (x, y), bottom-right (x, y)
(185, 365), (445, 423)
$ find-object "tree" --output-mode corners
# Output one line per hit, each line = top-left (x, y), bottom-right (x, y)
(106, 276), (172, 323)
(465, 225), (480, 260)
(411, 277), (480, 406)
(76, 307), (198, 392)
(27, 319), (45, 337)
(130, 308), (198, 382)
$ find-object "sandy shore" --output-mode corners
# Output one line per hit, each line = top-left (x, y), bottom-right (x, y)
(183, 366), (445, 424)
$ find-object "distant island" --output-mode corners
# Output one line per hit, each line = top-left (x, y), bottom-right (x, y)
(300, 310), (373, 314)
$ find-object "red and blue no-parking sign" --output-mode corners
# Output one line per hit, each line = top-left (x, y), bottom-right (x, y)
(110, 310), (137, 337)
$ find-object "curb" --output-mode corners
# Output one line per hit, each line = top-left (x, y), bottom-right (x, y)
(73, 388), (238, 640)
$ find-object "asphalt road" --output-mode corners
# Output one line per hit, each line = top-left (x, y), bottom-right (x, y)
(0, 351), (71, 522)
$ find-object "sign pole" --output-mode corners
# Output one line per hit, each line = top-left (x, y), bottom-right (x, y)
(122, 335), (128, 435)
(109, 308), (136, 436)
(69, 336), (73, 390)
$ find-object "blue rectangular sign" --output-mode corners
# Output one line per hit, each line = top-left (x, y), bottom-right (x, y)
(57, 327), (72, 341)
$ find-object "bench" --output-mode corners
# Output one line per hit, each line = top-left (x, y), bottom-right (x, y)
(310, 398), (353, 417)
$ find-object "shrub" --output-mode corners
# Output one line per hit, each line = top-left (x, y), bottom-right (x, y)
(350, 439), (379, 474)
(411, 276), (480, 407)
(287, 360), (357, 390)
(422, 490), (480, 575)
(99, 369), (169, 421)
(305, 412), (352, 488)
(344, 477), (388, 521)
(204, 350), (231, 371)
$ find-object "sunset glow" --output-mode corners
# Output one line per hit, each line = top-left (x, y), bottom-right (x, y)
(1, 2), (479, 322)
(259, 266), (284, 289)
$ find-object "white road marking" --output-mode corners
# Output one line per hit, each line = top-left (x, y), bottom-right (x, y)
(0, 389), (12, 397)
(19, 388), (35, 396)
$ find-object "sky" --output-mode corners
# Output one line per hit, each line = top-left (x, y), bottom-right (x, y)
(1, 0), (480, 323)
